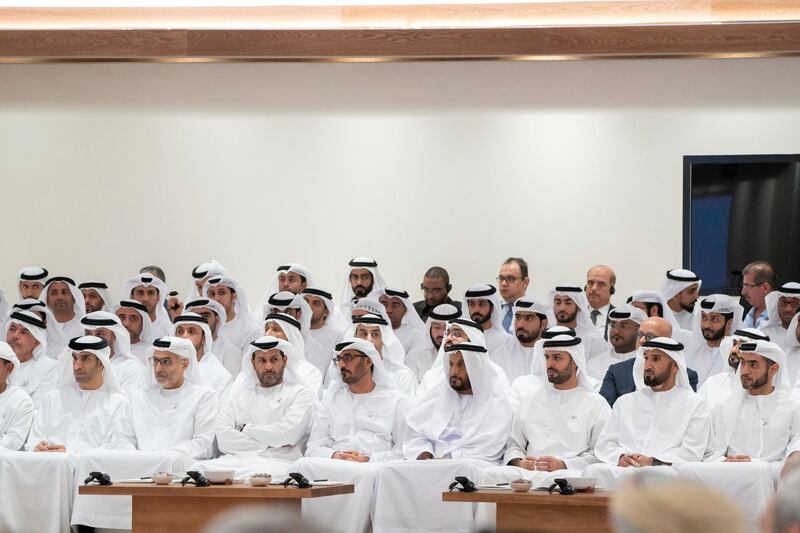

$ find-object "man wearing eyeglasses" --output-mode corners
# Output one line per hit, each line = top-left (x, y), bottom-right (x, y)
(413, 266), (461, 322)
(741, 261), (776, 329)
(497, 258), (530, 333)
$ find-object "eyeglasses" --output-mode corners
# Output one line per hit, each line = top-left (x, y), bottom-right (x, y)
(333, 354), (367, 364)
(497, 276), (521, 284)
(741, 282), (765, 289)
(420, 285), (446, 294)
(149, 356), (177, 367)
(636, 332), (657, 342)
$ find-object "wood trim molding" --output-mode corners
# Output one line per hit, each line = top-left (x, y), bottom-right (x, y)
(1, 2), (799, 61)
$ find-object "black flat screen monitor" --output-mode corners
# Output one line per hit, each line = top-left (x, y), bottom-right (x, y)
(683, 154), (800, 296)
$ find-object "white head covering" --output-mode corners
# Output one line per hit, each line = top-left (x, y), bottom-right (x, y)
(203, 275), (257, 327)
(346, 313), (411, 373)
(327, 337), (396, 392)
(186, 259), (227, 300)
(144, 336), (202, 386)
(40, 276), (86, 318)
(761, 282), (800, 333)
(0, 341), (21, 380)
(529, 325), (578, 375)
(784, 312), (800, 352)
(79, 311), (139, 361)
(717, 328), (772, 376)
(0, 289), (8, 329)
(170, 312), (213, 357)
(368, 286), (427, 332)
(660, 269), (703, 302)
(78, 281), (114, 312)
(120, 274), (168, 324)
(462, 283), (506, 334)
(339, 257), (387, 305)
(628, 290), (684, 333)
(426, 304), (461, 339)
(301, 287), (336, 326)
(266, 263), (314, 296)
(690, 294), (744, 342)
(185, 297), (228, 336)
(608, 304), (648, 325)
(264, 291), (313, 333)
(17, 266), (48, 298)
(633, 337), (691, 391)
(407, 341), (507, 455)
(240, 335), (307, 389)
(115, 299), (156, 345)
(5, 310), (48, 360)
(548, 285), (595, 331)
(511, 296), (553, 335)
(540, 334), (594, 391)
(263, 313), (306, 358)
(351, 297), (391, 323)
(12, 298), (67, 357)
(58, 335), (122, 394)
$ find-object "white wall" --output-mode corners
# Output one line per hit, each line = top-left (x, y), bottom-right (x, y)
(1, 57), (799, 308)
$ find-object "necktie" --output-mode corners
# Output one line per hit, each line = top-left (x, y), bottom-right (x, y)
(502, 305), (513, 332)
(591, 309), (601, 326)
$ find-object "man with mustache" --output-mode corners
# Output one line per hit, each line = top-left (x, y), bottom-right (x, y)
(40, 276), (86, 340)
(294, 338), (411, 533)
(698, 328), (769, 410)
(661, 268), (702, 331)
(337, 257), (387, 327)
(685, 294), (744, 387)
(170, 312), (231, 395)
(115, 299), (155, 364)
(78, 281), (113, 313)
(405, 303), (461, 382)
(5, 310), (59, 408)
(677, 340), (800, 528)
(462, 283), (511, 354)
(587, 305), (646, 380)
(492, 296), (549, 382)
(758, 282), (800, 345)
(121, 274), (172, 338)
(549, 284), (608, 361)
(585, 337), (712, 490)
(17, 266), (48, 300)
(204, 275), (261, 354)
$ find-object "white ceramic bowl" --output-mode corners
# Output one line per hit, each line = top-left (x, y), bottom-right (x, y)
(152, 472), (173, 485)
(202, 469), (236, 485)
(510, 480), (532, 493)
(249, 474), (272, 487)
(564, 477), (596, 491)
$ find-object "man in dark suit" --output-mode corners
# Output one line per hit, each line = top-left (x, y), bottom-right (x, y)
(413, 266), (461, 322)
(599, 315), (699, 406)
(585, 265), (616, 340)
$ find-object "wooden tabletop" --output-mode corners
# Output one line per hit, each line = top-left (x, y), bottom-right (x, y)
(80, 482), (353, 499)
(443, 489), (610, 507)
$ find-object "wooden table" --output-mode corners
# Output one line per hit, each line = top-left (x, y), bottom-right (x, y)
(80, 482), (354, 533)
(442, 489), (611, 533)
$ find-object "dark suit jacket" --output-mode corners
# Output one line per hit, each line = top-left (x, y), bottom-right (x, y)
(599, 357), (699, 407)
(413, 297), (462, 322)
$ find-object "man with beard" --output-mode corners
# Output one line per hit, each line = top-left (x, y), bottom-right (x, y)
(413, 266), (461, 322)
(373, 342), (513, 533)
(371, 287), (427, 354)
(302, 287), (344, 355)
(685, 295), (743, 387)
(196, 336), (314, 479)
(81, 311), (146, 395)
(78, 281), (113, 313)
(405, 303), (461, 381)
(741, 261), (776, 329)
(5, 310), (59, 408)
(40, 276), (86, 340)
(462, 283), (511, 353)
(549, 285), (607, 361)
(115, 300), (155, 364)
(17, 266), (48, 300)
(587, 305), (646, 380)
(498, 258), (530, 333)
(585, 265), (616, 338)
(171, 312), (231, 395)
(759, 282), (800, 344)
(294, 339), (411, 533)
(266, 291), (331, 377)
(264, 263), (314, 295)
(628, 290), (691, 343)
(204, 276), (261, 353)
(337, 257), (387, 326)
(585, 338), (712, 490)
(493, 297), (549, 382)
(661, 269), (702, 331)
(185, 297), (242, 376)
(481, 335), (610, 491)
(698, 328), (770, 410)
(348, 315), (417, 396)
(121, 274), (172, 338)
(677, 340), (800, 528)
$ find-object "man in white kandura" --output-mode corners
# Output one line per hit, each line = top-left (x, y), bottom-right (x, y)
(5, 310), (59, 408)
(0, 341), (34, 451)
(493, 296), (550, 383)
(678, 340), (800, 528)
(405, 303), (460, 382)
(295, 338), (411, 533)
(684, 294), (743, 387)
(587, 304), (646, 381)
(698, 328), (770, 410)
(302, 286), (344, 357)
(759, 282), (800, 345)
(462, 283), (512, 354)
(346, 313), (417, 396)
(170, 312), (232, 395)
(204, 275), (262, 353)
(660, 268), (702, 332)
(373, 342), (513, 533)
(121, 273), (172, 338)
(80, 310), (146, 395)
(482, 335), (610, 488)
(40, 276), (86, 340)
(549, 285), (607, 361)
(115, 299), (156, 364)
(185, 297), (242, 376)
(71, 336), (218, 531)
(584, 338), (712, 490)
(371, 286), (427, 354)
(259, 312), (323, 397)
(338, 257), (388, 328)
(197, 336), (314, 479)
(265, 290), (331, 376)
